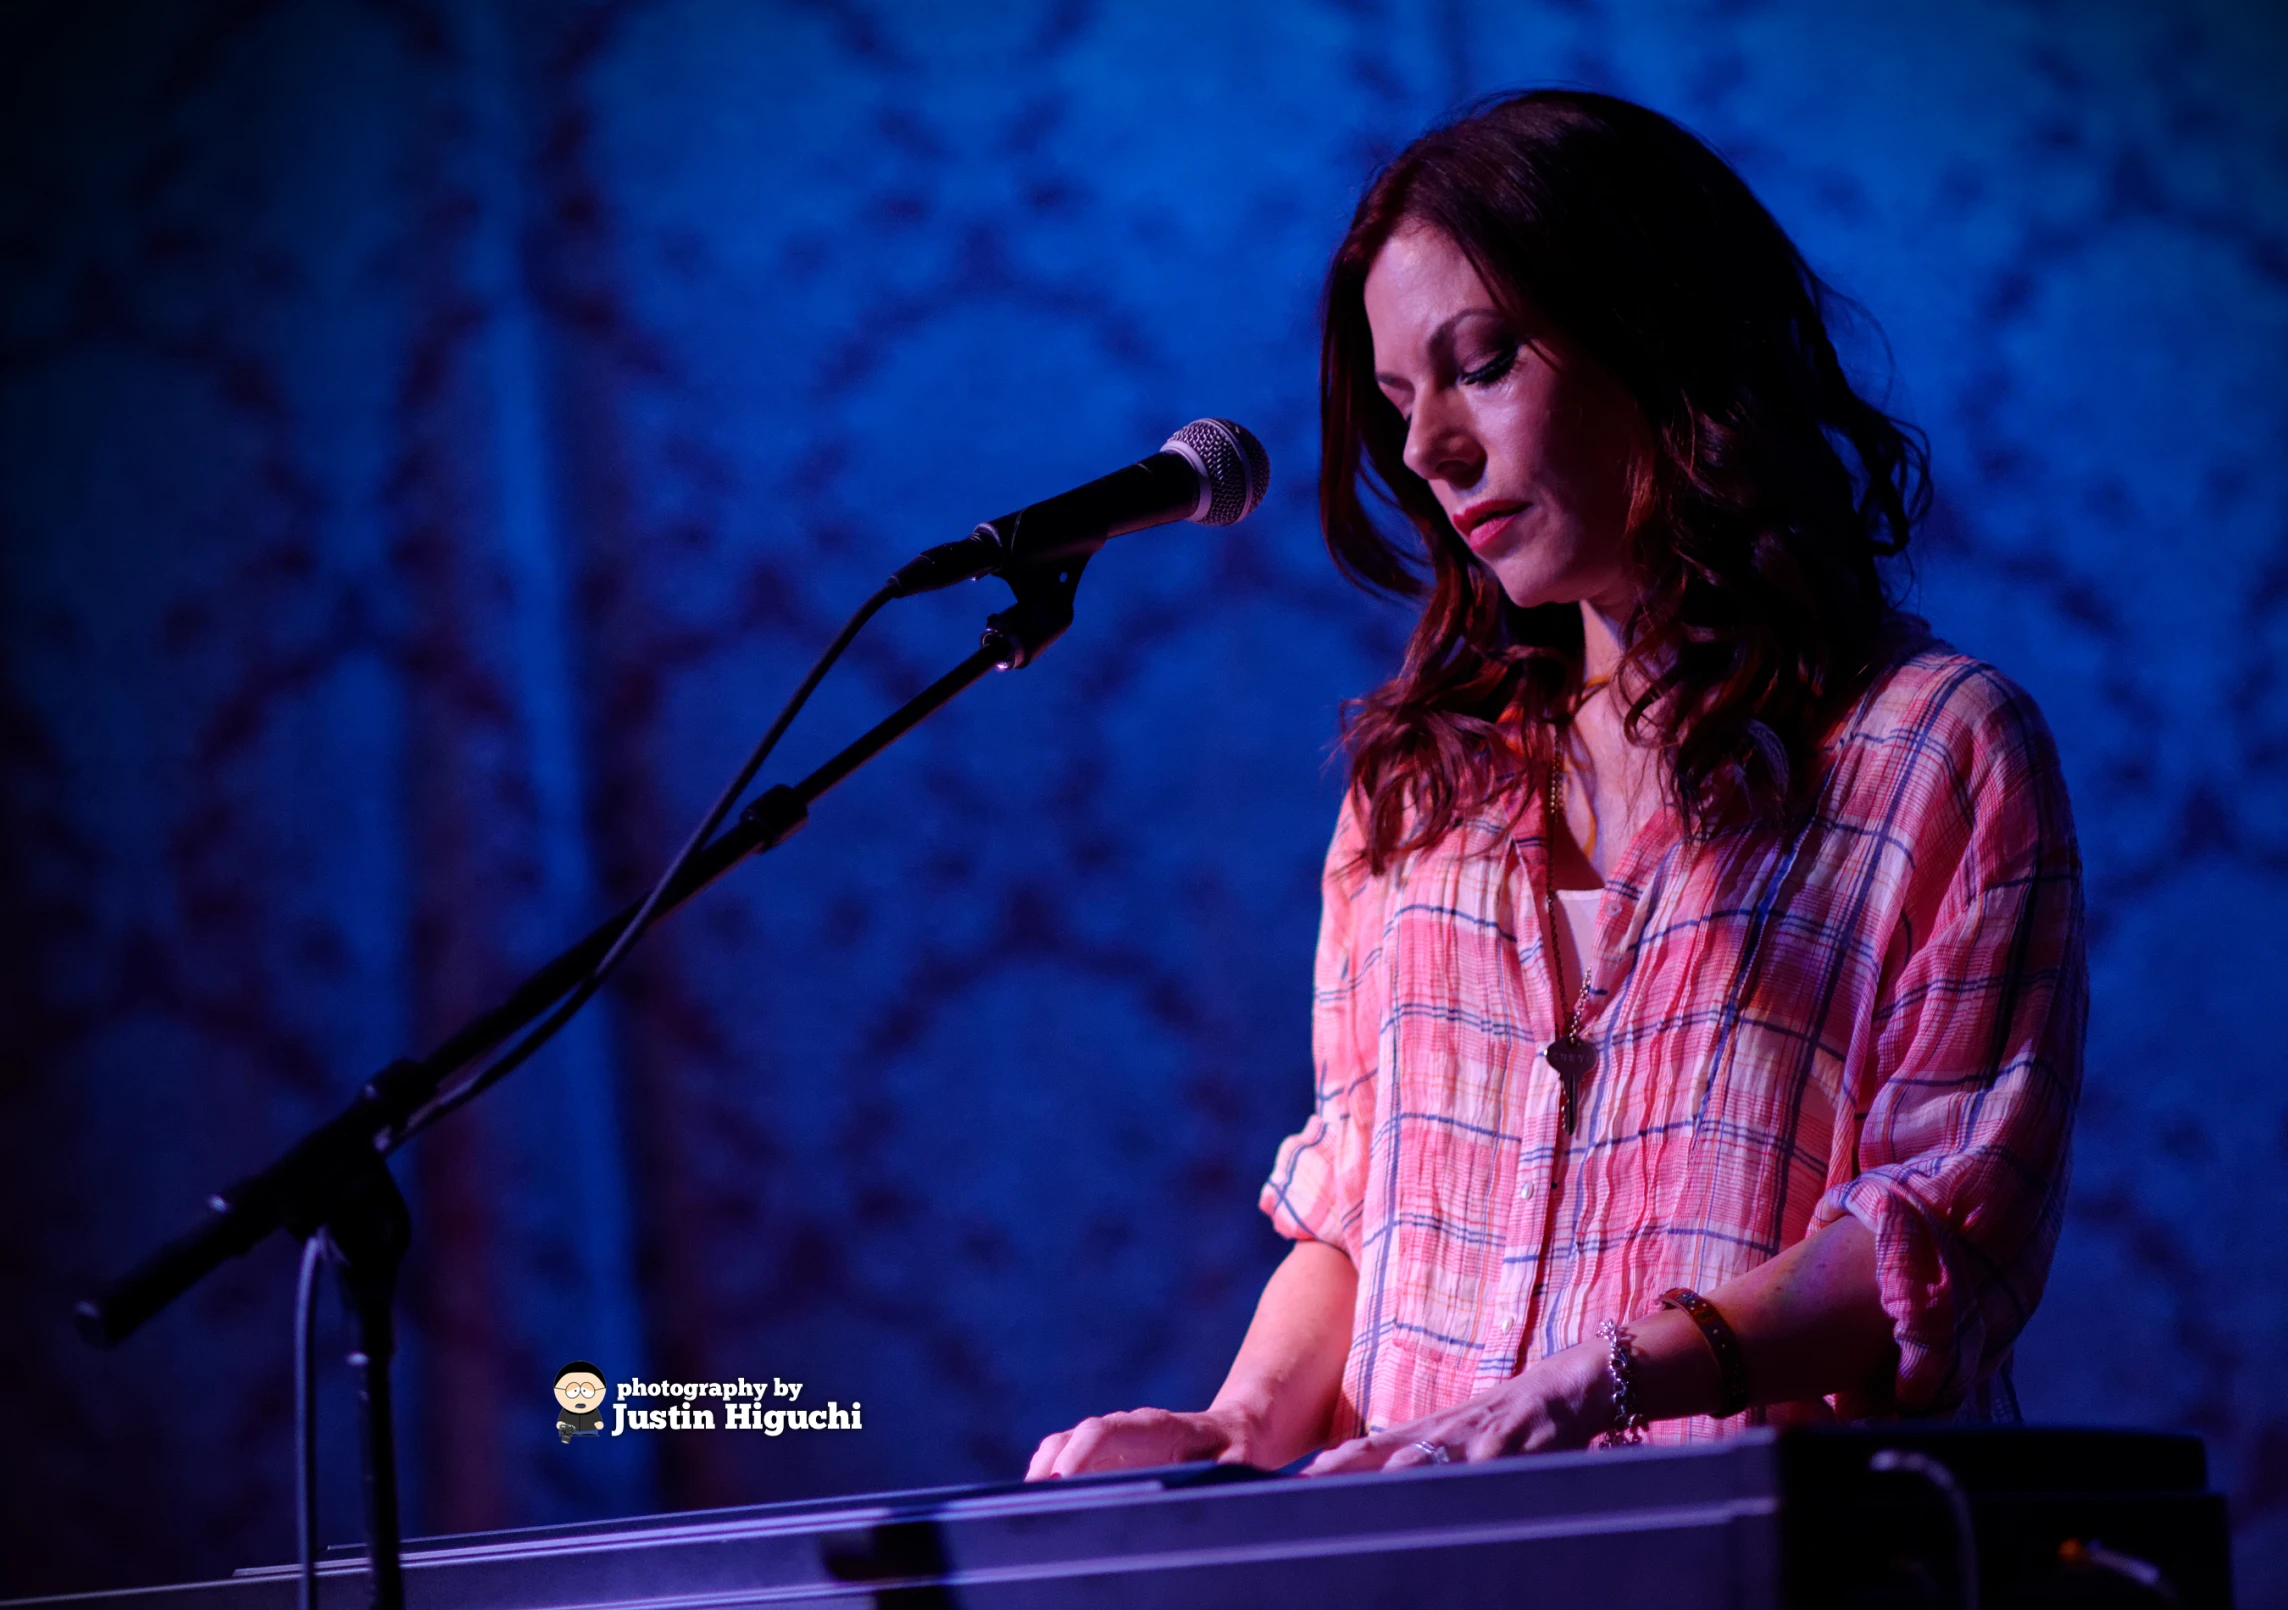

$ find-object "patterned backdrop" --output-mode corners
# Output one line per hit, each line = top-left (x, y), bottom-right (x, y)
(3, 0), (2284, 1597)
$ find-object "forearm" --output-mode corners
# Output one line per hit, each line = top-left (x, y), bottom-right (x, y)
(1206, 1238), (1357, 1467)
(1627, 1216), (1897, 1422)
(1026, 1238), (1355, 1480)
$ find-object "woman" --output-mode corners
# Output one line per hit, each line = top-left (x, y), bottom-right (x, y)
(1029, 90), (2083, 1477)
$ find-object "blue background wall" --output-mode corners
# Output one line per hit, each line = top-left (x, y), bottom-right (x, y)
(4, 0), (2284, 1597)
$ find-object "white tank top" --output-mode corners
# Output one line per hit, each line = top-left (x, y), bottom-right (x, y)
(1552, 886), (1602, 997)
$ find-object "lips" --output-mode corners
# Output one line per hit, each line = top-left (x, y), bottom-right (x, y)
(1453, 501), (1527, 551)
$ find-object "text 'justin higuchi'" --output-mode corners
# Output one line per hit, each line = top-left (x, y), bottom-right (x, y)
(609, 1376), (862, 1436)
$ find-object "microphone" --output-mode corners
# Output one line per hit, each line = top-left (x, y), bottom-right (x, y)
(888, 419), (1270, 596)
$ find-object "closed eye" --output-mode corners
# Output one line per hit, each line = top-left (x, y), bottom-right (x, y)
(1460, 345), (1518, 387)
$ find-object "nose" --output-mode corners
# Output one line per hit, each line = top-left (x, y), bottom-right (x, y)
(1398, 387), (1484, 497)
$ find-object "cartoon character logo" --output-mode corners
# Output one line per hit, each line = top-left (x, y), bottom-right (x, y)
(555, 1362), (607, 1443)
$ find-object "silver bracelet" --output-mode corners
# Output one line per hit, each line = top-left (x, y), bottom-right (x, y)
(1597, 1318), (1648, 1447)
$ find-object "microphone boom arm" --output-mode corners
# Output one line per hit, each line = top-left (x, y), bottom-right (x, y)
(75, 561), (1097, 1610)
(76, 566), (1083, 1348)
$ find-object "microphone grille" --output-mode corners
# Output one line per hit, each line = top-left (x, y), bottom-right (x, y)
(1164, 419), (1271, 527)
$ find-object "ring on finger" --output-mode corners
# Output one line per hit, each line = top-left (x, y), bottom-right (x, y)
(1409, 1439), (1452, 1465)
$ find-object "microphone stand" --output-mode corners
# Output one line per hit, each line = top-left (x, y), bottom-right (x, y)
(76, 561), (1092, 1610)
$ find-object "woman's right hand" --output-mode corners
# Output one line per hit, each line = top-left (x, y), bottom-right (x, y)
(1025, 1405), (1252, 1480)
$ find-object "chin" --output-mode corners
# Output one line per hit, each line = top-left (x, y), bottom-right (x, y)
(1482, 551), (1622, 615)
(1483, 564), (1572, 611)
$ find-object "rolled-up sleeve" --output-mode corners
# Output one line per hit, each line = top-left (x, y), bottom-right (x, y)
(1815, 675), (2087, 1415)
(1261, 802), (1380, 1264)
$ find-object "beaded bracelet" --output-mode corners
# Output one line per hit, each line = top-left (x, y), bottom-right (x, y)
(1660, 1287), (1752, 1419)
(1596, 1318), (1648, 1447)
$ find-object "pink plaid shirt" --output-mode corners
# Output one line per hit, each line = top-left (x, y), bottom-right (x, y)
(1261, 639), (2085, 1443)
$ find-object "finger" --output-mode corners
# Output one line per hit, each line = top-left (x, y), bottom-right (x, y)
(1465, 1425), (1522, 1463)
(1381, 1440), (1434, 1470)
(1303, 1436), (1392, 1477)
(1049, 1419), (1105, 1479)
(1299, 1434), (1353, 1476)
(1298, 1441), (1350, 1476)
(1056, 1418), (1140, 1480)
(1026, 1430), (1072, 1481)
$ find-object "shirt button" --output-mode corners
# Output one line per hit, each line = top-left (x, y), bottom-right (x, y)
(1500, 1315), (1515, 1332)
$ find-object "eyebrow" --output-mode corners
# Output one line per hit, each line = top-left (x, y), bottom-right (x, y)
(1374, 306), (1511, 390)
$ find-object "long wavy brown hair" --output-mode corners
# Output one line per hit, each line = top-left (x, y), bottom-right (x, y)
(1324, 90), (1926, 870)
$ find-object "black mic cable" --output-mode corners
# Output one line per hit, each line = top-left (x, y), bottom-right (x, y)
(394, 579), (896, 1142)
(392, 418), (1269, 1142)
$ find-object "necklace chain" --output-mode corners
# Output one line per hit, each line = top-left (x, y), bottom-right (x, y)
(1546, 756), (1597, 1040)
(1542, 687), (1608, 1135)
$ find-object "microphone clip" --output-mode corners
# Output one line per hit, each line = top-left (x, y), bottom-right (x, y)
(883, 516), (1088, 672)
(885, 526), (1004, 597)
(981, 550), (1090, 671)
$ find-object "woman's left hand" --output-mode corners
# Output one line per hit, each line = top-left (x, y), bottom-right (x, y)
(1301, 1341), (1612, 1474)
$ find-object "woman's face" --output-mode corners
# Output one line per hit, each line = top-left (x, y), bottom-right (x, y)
(1362, 222), (1646, 614)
